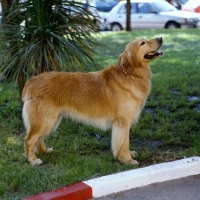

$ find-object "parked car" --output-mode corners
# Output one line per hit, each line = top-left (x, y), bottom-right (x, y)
(98, 11), (109, 30)
(166, 0), (188, 10)
(106, 0), (200, 31)
(95, 0), (120, 12)
(182, 0), (200, 13)
(58, 1), (102, 29)
(67, 0), (108, 30)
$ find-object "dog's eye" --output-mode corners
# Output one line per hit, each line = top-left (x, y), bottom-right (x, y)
(140, 41), (145, 46)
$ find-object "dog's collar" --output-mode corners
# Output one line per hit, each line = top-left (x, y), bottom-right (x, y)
(121, 65), (145, 80)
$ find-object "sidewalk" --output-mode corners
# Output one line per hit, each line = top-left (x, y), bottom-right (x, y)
(24, 156), (200, 200)
(92, 174), (200, 200)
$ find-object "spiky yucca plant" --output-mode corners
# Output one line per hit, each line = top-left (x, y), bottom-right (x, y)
(0, 0), (102, 97)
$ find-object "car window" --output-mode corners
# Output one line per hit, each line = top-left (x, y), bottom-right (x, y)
(95, 0), (120, 12)
(118, 5), (125, 13)
(131, 3), (137, 13)
(152, 1), (177, 12)
(138, 3), (154, 13)
(179, 0), (188, 3)
(118, 3), (137, 13)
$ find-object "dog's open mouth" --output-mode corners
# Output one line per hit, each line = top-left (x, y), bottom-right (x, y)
(144, 50), (163, 59)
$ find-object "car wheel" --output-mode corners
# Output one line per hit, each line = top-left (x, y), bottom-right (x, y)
(166, 22), (180, 29)
(111, 23), (122, 31)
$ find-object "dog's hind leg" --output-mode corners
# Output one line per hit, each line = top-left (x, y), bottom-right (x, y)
(111, 117), (139, 165)
(36, 115), (62, 153)
(24, 129), (45, 165)
(24, 117), (61, 165)
(23, 102), (61, 165)
(36, 136), (53, 153)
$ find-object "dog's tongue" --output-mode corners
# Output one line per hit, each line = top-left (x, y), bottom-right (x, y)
(147, 50), (163, 56)
(144, 50), (163, 59)
(147, 51), (156, 55)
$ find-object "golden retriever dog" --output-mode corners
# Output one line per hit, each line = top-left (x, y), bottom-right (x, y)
(22, 37), (163, 165)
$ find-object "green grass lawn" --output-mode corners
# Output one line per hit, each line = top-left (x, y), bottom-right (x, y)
(0, 29), (200, 199)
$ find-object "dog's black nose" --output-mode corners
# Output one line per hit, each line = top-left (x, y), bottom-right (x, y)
(156, 37), (162, 43)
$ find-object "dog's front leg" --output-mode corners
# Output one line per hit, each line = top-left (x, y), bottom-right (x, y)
(111, 118), (139, 165)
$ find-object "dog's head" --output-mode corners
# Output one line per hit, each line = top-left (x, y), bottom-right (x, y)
(116, 37), (163, 75)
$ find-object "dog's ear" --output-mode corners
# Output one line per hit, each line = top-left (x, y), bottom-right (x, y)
(117, 53), (128, 67)
(125, 50), (135, 68)
(116, 51), (135, 75)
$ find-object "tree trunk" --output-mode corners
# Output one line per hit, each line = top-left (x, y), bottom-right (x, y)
(17, 69), (26, 99)
(1, 0), (25, 99)
(126, 0), (131, 31)
(1, 0), (13, 23)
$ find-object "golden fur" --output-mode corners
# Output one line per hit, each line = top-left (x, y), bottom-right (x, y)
(22, 37), (163, 165)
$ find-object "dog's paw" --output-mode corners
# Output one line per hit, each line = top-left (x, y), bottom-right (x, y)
(126, 159), (139, 165)
(46, 147), (53, 153)
(130, 159), (139, 165)
(30, 158), (43, 166)
(120, 157), (139, 165)
(130, 151), (137, 158)
(23, 152), (27, 158)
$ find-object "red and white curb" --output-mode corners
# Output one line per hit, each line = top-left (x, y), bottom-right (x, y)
(24, 156), (200, 200)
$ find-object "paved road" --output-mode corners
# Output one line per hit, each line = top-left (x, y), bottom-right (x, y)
(91, 174), (200, 200)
